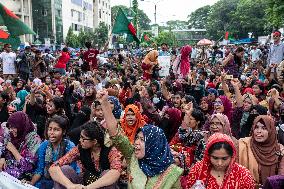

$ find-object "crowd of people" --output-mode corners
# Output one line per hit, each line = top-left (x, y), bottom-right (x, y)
(0, 30), (283, 189)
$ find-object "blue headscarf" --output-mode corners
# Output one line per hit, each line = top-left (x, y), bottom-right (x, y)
(16, 90), (29, 111)
(138, 125), (174, 177)
(108, 96), (122, 119)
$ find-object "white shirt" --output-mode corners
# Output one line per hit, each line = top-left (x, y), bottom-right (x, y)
(0, 51), (16, 74)
(250, 49), (262, 62)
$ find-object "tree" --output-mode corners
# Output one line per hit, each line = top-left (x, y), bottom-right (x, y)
(166, 20), (188, 30)
(154, 31), (178, 46)
(206, 0), (239, 40)
(132, 0), (138, 30)
(111, 5), (151, 31)
(65, 27), (78, 47)
(230, 0), (268, 38)
(265, 0), (284, 29)
(187, 5), (211, 29)
(93, 22), (109, 48)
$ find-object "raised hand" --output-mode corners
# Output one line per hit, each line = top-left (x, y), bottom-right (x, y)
(96, 89), (109, 104)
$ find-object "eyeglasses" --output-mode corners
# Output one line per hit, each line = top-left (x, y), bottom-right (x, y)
(80, 134), (93, 142)
(213, 101), (223, 106)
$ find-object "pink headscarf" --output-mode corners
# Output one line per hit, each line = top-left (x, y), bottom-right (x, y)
(180, 45), (192, 77)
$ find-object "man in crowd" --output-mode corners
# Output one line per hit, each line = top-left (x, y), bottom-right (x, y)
(0, 44), (17, 79)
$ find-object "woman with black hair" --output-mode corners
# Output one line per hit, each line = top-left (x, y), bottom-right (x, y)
(183, 133), (255, 189)
(46, 96), (65, 118)
(223, 46), (245, 78)
(30, 115), (78, 189)
(49, 121), (122, 189)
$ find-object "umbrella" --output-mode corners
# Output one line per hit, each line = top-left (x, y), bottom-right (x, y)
(197, 38), (213, 46)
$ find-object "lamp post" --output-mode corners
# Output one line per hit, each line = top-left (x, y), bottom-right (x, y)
(140, 0), (164, 24)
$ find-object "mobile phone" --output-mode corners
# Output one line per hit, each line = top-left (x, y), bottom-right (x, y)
(226, 75), (233, 80)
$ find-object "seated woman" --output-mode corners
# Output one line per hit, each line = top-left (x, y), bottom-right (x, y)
(238, 115), (284, 187)
(142, 50), (159, 80)
(97, 90), (183, 189)
(0, 111), (41, 179)
(170, 104), (206, 174)
(49, 121), (122, 189)
(120, 104), (146, 144)
(183, 133), (255, 189)
(205, 113), (238, 147)
(31, 115), (78, 189)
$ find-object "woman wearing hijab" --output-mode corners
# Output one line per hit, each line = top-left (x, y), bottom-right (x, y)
(159, 107), (182, 142)
(142, 50), (159, 80)
(16, 89), (29, 111)
(238, 115), (284, 187)
(108, 96), (122, 119)
(239, 104), (267, 138)
(97, 90), (183, 189)
(204, 113), (239, 158)
(231, 79), (258, 138)
(120, 104), (146, 144)
(0, 111), (41, 179)
(173, 45), (192, 78)
(183, 133), (255, 189)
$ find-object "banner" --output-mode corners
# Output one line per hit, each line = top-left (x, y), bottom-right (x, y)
(158, 56), (171, 77)
(0, 172), (38, 189)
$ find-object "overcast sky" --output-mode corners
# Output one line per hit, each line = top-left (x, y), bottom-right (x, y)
(111, 0), (219, 24)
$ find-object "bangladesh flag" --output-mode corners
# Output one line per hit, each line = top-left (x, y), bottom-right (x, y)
(0, 3), (35, 36)
(112, 8), (140, 44)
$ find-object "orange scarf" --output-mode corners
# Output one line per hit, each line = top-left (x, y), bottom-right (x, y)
(120, 104), (146, 144)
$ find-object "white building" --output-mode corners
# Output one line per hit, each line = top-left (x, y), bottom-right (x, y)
(62, 0), (94, 40)
(0, 0), (33, 43)
(93, 0), (111, 30)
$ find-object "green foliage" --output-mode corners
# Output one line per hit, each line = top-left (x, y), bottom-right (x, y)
(111, 5), (151, 30)
(65, 27), (78, 47)
(187, 5), (211, 29)
(65, 22), (109, 48)
(166, 20), (188, 30)
(187, 0), (283, 40)
(93, 22), (109, 48)
(154, 31), (178, 46)
(132, 0), (138, 30)
(206, 0), (239, 40)
(265, 0), (284, 29)
(230, 0), (268, 38)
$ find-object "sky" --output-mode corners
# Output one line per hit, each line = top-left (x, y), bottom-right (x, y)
(111, 0), (219, 25)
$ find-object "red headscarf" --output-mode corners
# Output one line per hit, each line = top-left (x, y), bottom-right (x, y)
(180, 45), (192, 77)
(120, 104), (146, 144)
(183, 133), (255, 189)
(165, 108), (182, 141)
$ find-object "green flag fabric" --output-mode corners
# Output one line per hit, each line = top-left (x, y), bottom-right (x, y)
(0, 3), (35, 36)
(0, 35), (21, 49)
(112, 8), (140, 43)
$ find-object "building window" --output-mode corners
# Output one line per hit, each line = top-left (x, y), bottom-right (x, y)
(42, 9), (47, 16)
(78, 12), (82, 22)
(99, 9), (101, 18)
